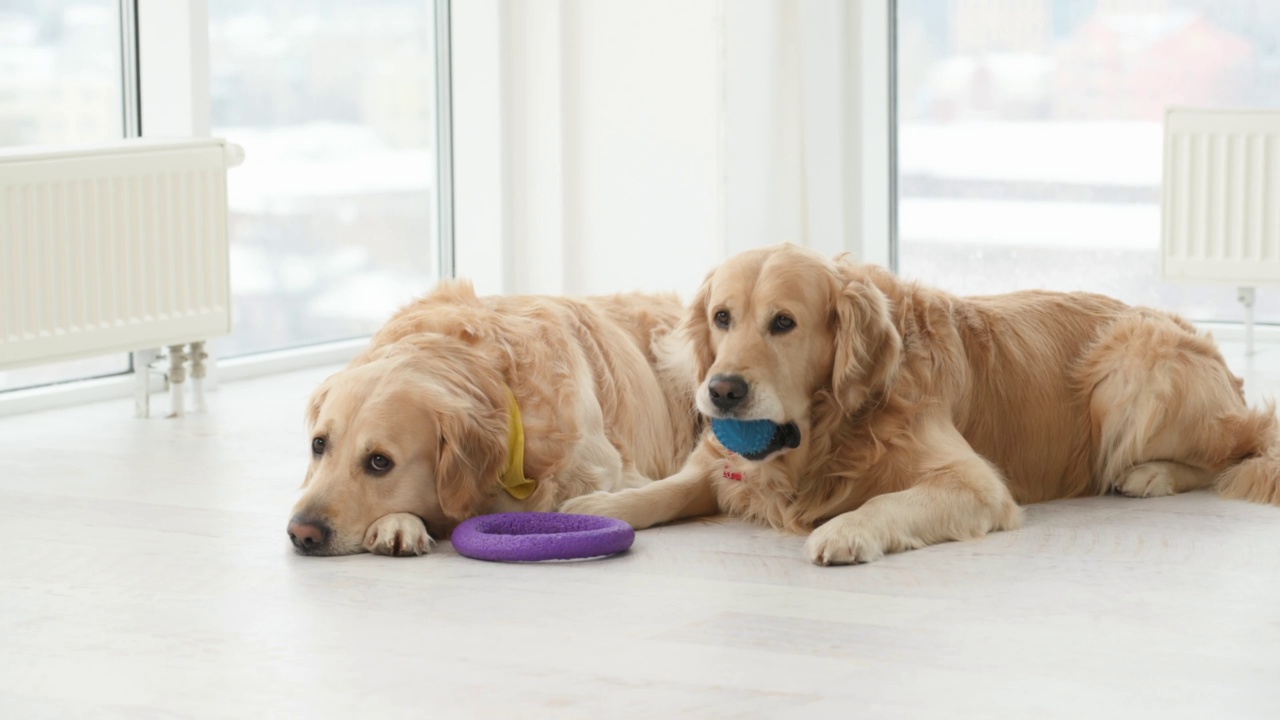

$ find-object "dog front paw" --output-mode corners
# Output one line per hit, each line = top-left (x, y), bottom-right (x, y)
(363, 513), (434, 556)
(804, 515), (888, 566)
(558, 491), (627, 520)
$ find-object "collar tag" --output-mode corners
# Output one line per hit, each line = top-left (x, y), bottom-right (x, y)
(722, 452), (743, 481)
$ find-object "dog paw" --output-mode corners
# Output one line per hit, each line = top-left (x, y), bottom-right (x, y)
(363, 513), (434, 556)
(558, 491), (625, 520)
(1115, 464), (1176, 498)
(804, 515), (887, 566)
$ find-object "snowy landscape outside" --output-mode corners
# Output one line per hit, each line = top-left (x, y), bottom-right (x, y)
(897, 0), (1280, 323)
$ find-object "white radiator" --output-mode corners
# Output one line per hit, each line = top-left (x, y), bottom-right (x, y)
(1161, 108), (1280, 353)
(0, 137), (244, 414)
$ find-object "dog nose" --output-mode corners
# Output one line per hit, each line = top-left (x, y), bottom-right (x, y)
(708, 374), (750, 411)
(288, 517), (330, 552)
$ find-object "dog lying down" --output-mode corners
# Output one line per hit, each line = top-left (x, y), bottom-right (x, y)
(287, 281), (699, 556)
(562, 244), (1280, 565)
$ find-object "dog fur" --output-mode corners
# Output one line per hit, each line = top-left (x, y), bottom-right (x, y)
(561, 244), (1280, 565)
(289, 280), (699, 556)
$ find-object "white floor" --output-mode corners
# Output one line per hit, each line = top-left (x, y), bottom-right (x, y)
(2, 345), (1280, 720)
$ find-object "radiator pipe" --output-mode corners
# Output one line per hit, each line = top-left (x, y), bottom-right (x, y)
(1238, 287), (1256, 358)
(189, 341), (208, 413)
(168, 344), (188, 418)
(133, 349), (158, 418)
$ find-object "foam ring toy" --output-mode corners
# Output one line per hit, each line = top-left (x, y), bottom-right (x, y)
(451, 512), (635, 563)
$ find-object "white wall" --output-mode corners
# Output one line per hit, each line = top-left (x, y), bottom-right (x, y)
(452, 0), (891, 299)
(572, 0), (722, 298)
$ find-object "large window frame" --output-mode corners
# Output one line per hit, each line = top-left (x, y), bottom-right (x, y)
(0, 0), (456, 416)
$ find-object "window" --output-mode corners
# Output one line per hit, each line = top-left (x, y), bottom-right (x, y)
(0, 0), (123, 147)
(0, 0), (130, 390)
(209, 0), (442, 357)
(3, 1), (449, 397)
(896, 0), (1280, 323)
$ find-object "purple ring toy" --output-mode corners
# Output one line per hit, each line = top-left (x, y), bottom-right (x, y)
(451, 512), (635, 563)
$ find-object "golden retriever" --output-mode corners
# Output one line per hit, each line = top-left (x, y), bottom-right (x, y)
(288, 280), (699, 556)
(561, 244), (1280, 564)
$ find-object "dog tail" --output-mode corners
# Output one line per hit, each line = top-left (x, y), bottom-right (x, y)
(1214, 401), (1280, 505)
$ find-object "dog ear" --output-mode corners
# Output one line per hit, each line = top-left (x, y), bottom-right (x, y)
(677, 270), (716, 384)
(301, 378), (334, 489)
(831, 268), (902, 412)
(434, 384), (508, 521)
(305, 380), (331, 429)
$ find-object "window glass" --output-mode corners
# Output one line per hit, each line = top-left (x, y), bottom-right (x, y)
(209, 0), (441, 356)
(896, 0), (1279, 322)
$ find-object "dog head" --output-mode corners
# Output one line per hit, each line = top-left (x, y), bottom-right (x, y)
(679, 244), (901, 459)
(287, 335), (508, 556)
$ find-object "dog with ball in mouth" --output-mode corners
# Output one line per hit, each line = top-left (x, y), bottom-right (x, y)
(561, 243), (1280, 566)
(559, 243), (883, 552)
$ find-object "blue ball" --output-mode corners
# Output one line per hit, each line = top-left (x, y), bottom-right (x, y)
(712, 418), (780, 456)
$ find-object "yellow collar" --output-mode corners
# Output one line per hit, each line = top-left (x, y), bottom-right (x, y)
(500, 386), (538, 500)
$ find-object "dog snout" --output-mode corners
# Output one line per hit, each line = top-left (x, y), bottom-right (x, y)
(288, 515), (331, 554)
(708, 374), (750, 412)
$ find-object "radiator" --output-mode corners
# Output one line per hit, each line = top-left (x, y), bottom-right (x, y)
(1161, 108), (1280, 353)
(0, 137), (243, 414)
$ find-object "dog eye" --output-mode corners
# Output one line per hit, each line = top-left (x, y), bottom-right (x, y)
(311, 437), (326, 456)
(713, 310), (731, 329)
(771, 314), (796, 334)
(367, 454), (394, 474)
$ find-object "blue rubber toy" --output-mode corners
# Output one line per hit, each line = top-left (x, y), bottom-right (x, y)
(712, 418), (781, 457)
